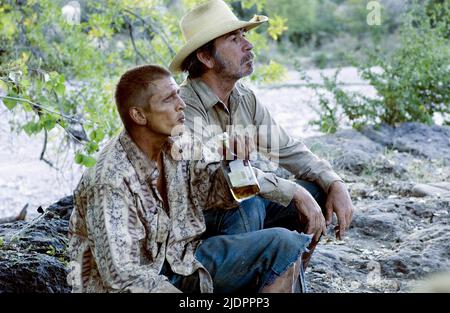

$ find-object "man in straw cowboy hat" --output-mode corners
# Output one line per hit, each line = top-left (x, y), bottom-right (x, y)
(170, 0), (354, 269)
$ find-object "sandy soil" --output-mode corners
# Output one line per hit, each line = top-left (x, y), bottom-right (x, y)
(0, 110), (83, 219)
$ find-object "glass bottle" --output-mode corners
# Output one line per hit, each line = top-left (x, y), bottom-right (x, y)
(220, 133), (261, 202)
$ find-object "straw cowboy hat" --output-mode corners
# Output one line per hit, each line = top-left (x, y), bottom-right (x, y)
(169, 0), (268, 72)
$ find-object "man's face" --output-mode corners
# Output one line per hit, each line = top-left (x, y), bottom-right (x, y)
(212, 28), (254, 80)
(144, 76), (186, 137)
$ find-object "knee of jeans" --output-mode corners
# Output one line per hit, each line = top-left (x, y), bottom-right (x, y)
(258, 228), (311, 284)
(264, 227), (308, 254)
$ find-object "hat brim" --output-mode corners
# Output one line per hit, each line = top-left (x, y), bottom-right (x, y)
(169, 15), (268, 73)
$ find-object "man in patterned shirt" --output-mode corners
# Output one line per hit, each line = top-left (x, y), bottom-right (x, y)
(68, 64), (319, 293)
(170, 0), (354, 268)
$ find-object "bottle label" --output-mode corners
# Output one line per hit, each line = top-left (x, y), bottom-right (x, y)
(227, 160), (255, 188)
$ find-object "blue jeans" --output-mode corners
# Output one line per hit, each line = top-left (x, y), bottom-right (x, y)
(162, 228), (312, 293)
(202, 180), (326, 237)
(161, 180), (325, 293)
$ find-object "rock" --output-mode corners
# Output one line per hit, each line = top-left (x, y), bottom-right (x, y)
(376, 157), (408, 177)
(350, 211), (404, 241)
(333, 150), (373, 175)
(46, 195), (74, 220)
(361, 123), (450, 164)
(303, 128), (409, 177)
(349, 182), (373, 198)
(304, 129), (384, 175)
(0, 204), (27, 225)
(0, 250), (70, 293)
(254, 123), (448, 179)
(307, 196), (450, 292)
(307, 244), (370, 293)
(379, 224), (450, 280)
(411, 183), (450, 197)
(0, 196), (73, 293)
(405, 203), (436, 218)
(359, 124), (395, 147)
(305, 129), (384, 156)
(412, 271), (450, 292)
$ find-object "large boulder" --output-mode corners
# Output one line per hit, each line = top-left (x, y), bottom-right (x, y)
(304, 129), (407, 176)
(361, 123), (450, 164)
(0, 196), (73, 293)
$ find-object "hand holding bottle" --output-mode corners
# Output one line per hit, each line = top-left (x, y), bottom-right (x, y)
(218, 132), (255, 161)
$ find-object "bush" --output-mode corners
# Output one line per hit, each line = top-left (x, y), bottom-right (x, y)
(265, 0), (318, 46)
(307, 1), (450, 133)
(360, 2), (450, 125)
(305, 69), (375, 133)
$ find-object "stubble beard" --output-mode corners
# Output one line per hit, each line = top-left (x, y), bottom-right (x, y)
(213, 51), (254, 81)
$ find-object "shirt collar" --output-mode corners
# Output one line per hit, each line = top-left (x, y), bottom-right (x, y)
(184, 77), (243, 110)
(118, 130), (176, 184)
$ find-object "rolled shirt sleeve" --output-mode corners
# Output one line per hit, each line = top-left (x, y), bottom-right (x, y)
(253, 167), (298, 207)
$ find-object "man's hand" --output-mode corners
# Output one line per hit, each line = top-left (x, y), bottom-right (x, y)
(218, 132), (255, 160)
(229, 133), (255, 160)
(325, 181), (354, 240)
(292, 186), (327, 244)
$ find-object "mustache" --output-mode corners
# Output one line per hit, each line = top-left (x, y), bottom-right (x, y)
(241, 53), (254, 65)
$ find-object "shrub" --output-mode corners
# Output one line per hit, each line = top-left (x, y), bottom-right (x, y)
(360, 2), (450, 125)
(308, 1), (450, 133)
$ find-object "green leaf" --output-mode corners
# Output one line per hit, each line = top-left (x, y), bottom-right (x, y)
(21, 101), (33, 112)
(74, 152), (97, 168)
(55, 82), (65, 96)
(89, 128), (105, 142)
(22, 121), (42, 135)
(268, 15), (288, 41)
(55, 74), (66, 96)
(86, 141), (99, 154)
(46, 245), (56, 256)
(75, 151), (83, 164)
(42, 116), (57, 131)
(2, 97), (17, 110)
(82, 155), (97, 167)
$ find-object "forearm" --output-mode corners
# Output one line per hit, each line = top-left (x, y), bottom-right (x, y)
(253, 167), (298, 206)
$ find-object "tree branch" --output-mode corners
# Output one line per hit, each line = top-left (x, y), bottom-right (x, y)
(123, 8), (176, 57)
(125, 19), (148, 64)
(1, 95), (89, 148)
(40, 129), (56, 168)
(0, 95), (82, 124)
